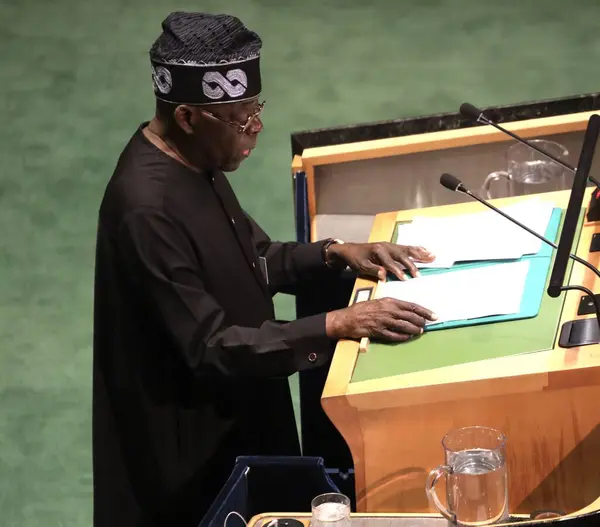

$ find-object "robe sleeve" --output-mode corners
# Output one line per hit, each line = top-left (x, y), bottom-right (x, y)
(244, 213), (343, 294)
(116, 206), (333, 379)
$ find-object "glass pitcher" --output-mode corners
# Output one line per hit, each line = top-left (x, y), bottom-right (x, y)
(481, 140), (570, 199)
(426, 426), (509, 526)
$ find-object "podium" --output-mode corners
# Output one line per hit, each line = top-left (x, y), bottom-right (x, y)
(321, 188), (600, 516)
(291, 94), (600, 472)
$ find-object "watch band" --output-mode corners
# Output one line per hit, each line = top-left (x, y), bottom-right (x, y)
(323, 238), (345, 268)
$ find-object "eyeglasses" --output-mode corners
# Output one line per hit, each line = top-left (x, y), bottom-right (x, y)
(201, 101), (265, 134)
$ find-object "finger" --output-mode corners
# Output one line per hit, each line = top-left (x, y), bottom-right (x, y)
(389, 299), (438, 321)
(361, 262), (387, 281)
(391, 251), (419, 279)
(407, 245), (436, 262)
(388, 316), (424, 336)
(374, 313), (423, 336)
(376, 329), (412, 343)
(378, 251), (407, 281)
(383, 245), (420, 278)
(389, 310), (426, 330)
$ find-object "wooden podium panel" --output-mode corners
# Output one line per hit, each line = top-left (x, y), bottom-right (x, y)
(321, 189), (600, 516)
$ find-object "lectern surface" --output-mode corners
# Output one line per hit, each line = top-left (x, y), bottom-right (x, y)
(351, 208), (583, 382)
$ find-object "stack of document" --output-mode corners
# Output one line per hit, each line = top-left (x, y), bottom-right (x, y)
(379, 198), (555, 326)
(377, 260), (531, 326)
(396, 199), (554, 268)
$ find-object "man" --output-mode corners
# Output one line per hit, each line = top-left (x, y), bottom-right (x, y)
(92, 11), (437, 527)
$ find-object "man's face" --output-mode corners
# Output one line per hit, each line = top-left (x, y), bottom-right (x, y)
(177, 98), (264, 172)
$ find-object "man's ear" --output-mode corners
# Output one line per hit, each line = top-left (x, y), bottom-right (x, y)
(173, 105), (195, 135)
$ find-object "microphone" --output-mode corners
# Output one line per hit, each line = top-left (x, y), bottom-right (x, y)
(439, 173), (600, 331)
(440, 173), (468, 194)
(459, 102), (600, 189)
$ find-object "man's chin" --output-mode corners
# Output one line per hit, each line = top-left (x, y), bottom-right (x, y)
(221, 158), (245, 173)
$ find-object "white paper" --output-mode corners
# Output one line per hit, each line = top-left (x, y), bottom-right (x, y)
(377, 260), (530, 325)
(498, 199), (555, 255)
(396, 198), (554, 268)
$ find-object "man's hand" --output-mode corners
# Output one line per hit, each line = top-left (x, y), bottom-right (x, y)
(325, 298), (438, 342)
(327, 242), (435, 281)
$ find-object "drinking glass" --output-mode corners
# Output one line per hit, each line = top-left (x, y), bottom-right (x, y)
(310, 493), (351, 527)
(426, 426), (508, 526)
(481, 140), (569, 199)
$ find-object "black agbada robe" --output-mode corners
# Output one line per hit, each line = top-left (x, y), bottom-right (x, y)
(92, 126), (336, 527)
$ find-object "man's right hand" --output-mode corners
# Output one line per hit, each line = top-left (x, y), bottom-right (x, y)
(325, 298), (438, 343)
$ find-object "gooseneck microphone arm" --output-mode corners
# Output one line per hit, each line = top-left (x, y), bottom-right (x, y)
(459, 102), (600, 188)
(439, 173), (600, 331)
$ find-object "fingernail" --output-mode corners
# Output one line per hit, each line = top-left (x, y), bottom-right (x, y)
(431, 313), (439, 320)
(415, 271), (421, 277)
(420, 328), (424, 334)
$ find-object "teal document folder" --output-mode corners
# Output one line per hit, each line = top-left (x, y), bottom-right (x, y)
(395, 207), (563, 332)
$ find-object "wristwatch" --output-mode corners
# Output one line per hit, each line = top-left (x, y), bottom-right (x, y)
(322, 238), (345, 268)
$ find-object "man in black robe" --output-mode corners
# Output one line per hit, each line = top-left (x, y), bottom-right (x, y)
(92, 11), (437, 527)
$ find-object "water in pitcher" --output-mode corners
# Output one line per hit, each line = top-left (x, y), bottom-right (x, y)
(311, 502), (351, 527)
(447, 448), (508, 526)
(509, 158), (567, 195)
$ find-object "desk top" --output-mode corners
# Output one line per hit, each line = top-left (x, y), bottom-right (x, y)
(323, 189), (600, 406)
(352, 206), (576, 383)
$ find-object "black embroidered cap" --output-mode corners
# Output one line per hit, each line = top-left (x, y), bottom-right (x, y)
(149, 12), (262, 105)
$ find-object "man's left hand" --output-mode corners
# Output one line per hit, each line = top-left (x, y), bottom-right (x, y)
(327, 242), (435, 281)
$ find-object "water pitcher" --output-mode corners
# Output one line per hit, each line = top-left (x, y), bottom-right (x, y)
(481, 140), (569, 199)
(426, 426), (509, 526)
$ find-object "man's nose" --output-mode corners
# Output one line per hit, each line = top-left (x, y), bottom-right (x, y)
(247, 116), (263, 135)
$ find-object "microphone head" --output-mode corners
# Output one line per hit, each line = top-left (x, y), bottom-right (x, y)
(460, 102), (484, 122)
(440, 173), (465, 192)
